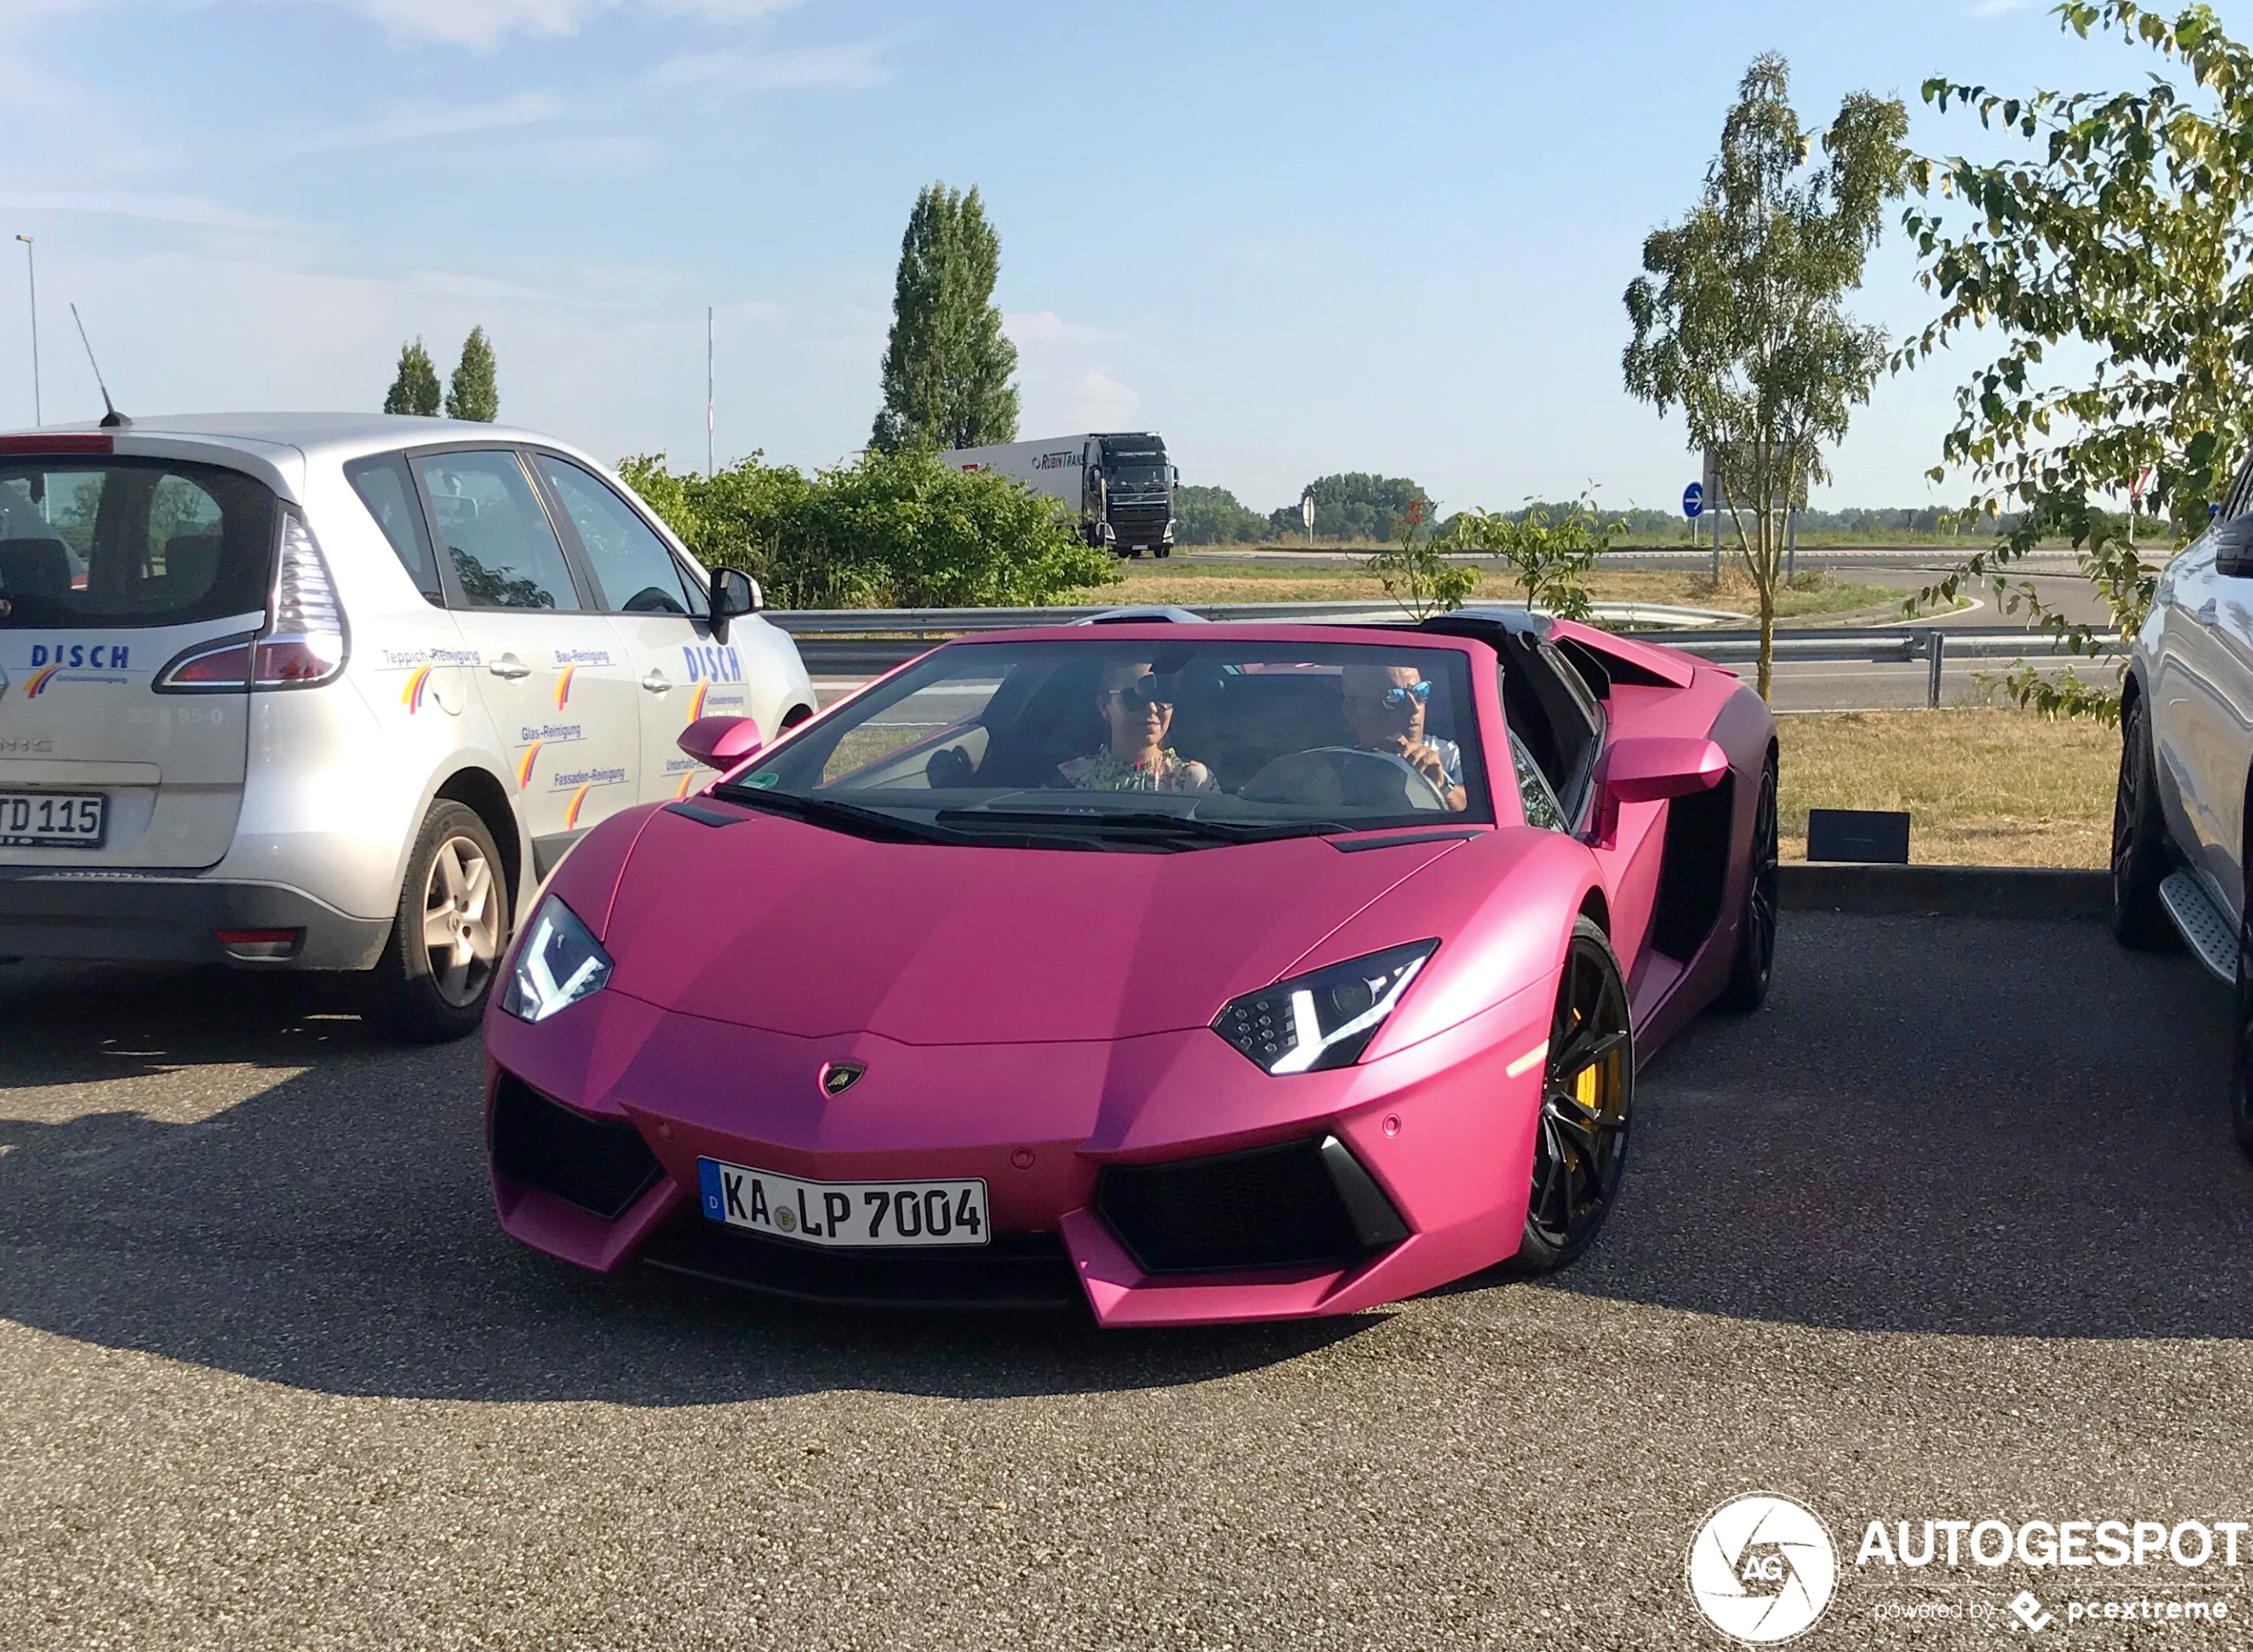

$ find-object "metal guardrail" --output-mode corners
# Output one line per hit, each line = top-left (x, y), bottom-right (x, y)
(772, 607), (2121, 709)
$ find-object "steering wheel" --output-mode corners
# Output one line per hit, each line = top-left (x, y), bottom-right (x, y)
(1240, 746), (1452, 813)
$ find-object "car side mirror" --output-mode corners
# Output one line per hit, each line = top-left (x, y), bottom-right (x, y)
(678, 714), (764, 771)
(709, 567), (761, 643)
(1590, 736), (1729, 845)
(2216, 515), (2253, 578)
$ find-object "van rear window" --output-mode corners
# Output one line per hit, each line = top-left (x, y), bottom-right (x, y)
(0, 458), (276, 630)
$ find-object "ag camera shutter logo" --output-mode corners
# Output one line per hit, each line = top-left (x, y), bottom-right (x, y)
(1687, 1492), (1838, 1644)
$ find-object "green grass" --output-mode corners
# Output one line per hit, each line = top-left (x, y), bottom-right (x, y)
(1780, 709), (2116, 867)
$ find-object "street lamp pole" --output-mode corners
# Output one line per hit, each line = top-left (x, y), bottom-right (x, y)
(15, 235), (39, 427)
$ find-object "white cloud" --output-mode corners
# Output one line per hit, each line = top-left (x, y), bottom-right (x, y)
(1967, 0), (2036, 14)
(325, 0), (800, 49)
(0, 191), (278, 231)
(1078, 370), (1137, 410)
(286, 90), (563, 153)
(647, 39), (892, 92)
(1005, 309), (1117, 348)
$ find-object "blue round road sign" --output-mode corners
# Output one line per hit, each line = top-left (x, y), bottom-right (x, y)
(1683, 482), (1704, 519)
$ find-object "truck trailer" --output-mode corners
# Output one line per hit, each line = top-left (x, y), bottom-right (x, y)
(942, 432), (1177, 557)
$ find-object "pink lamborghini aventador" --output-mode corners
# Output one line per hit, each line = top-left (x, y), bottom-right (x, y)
(483, 611), (1777, 1326)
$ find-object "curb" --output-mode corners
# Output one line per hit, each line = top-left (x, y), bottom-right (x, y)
(1779, 863), (2109, 920)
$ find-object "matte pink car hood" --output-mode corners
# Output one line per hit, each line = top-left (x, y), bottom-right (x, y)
(596, 807), (1466, 1045)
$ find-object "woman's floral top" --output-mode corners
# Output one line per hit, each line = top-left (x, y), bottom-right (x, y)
(1056, 748), (1217, 793)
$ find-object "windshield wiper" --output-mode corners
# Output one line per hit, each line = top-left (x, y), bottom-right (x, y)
(711, 787), (970, 847)
(932, 809), (1352, 845)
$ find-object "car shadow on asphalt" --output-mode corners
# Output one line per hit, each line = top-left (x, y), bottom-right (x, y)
(0, 963), (1370, 1404)
(1550, 910), (2253, 1339)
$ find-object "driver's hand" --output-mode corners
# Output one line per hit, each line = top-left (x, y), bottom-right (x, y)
(1397, 739), (1467, 811)
(1399, 740), (1448, 788)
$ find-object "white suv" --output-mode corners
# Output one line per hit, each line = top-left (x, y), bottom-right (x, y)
(0, 413), (814, 1039)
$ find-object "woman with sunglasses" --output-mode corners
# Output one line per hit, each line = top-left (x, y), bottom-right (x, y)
(1340, 662), (1468, 811)
(1056, 660), (1217, 793)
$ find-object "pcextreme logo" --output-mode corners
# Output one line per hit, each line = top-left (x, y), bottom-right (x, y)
(1688, 1493), (1838, 1644)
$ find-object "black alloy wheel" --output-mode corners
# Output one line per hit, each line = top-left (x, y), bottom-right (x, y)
(2113, 693), (2177, 950)
(1715, 755), (1779, 1013)
(1511, 917), (1634, 1274)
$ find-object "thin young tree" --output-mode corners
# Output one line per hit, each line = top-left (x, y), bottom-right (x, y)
(446, 325), (498, 422)
(382, 338), (442, 417)
(871, 183), (1019, 452)
(1623, 55), (1909, 698)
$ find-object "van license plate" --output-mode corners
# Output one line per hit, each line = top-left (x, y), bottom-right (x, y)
(0, 791), (106, 848)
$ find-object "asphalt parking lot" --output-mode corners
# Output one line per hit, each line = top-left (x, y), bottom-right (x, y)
(7, 912), (2253, 1649)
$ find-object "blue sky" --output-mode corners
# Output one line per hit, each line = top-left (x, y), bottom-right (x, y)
(0, 0), (2200, 514)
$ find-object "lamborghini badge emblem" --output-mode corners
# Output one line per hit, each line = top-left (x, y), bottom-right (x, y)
(820, 1061), (865, 1098)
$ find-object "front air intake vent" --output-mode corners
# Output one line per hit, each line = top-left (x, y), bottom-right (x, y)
(490, 1071), (662, 1220)
(1095, 1134), (1407, 1275)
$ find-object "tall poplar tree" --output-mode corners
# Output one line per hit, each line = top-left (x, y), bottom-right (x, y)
(871, 183), (1019, 452)
(445, 325), (498, 422)
(382, 338), (442, 417)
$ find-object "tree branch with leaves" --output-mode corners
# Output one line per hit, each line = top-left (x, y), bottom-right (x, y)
(1899, 1), (2253, 721)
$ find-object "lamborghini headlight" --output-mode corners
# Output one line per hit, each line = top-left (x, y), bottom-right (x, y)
(500, 895), (613, 1023)
(1212, 941), (1438, 1074)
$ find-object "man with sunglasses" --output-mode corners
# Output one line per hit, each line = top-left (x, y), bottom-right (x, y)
(1056, 659), (1218, 793)
(1340, 662), (1468, 811)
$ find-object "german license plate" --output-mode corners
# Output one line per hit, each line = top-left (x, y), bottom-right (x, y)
(0, 790), (106, 849)
(697, 1157), (989, 1249)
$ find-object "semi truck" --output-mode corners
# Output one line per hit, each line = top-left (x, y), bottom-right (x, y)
(942, 432), (1177, 558)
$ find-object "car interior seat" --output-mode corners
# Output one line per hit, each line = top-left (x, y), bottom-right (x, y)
(0, 536), (71, 599)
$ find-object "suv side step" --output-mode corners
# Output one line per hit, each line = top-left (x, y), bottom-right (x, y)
(2160, 870), (2238, 984)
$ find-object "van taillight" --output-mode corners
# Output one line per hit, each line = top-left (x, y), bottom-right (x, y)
(154, 639), (253, 692)
(156, 509), (348, 694)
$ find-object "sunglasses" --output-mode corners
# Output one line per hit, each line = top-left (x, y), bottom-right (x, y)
(1104, 677), (1174, 712)
(1350, 680), (1433, 710)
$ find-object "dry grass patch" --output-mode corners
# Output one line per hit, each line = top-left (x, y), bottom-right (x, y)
(1778, 709), (2116, 868)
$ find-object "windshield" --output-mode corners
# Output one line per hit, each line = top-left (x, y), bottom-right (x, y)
(1106, 466), (1170, 490)
(718, 638), (1491, 844)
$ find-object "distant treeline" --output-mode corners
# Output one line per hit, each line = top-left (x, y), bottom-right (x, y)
(1175, 479), (2000, 545)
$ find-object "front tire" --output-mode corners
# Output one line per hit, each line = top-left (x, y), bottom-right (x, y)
(365, 802), (511, 1043)
(1714, 756), (1779, 1013)
(2113, 693), (2176, 949)
(1510, 917), (1634, 1275)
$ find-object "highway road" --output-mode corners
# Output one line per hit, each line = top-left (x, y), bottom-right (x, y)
(4, 912), (2249, 1648)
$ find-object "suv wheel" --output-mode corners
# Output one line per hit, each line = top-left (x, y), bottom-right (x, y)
(2112, 693), (2175, 950)
(365, 801), (511, 1043)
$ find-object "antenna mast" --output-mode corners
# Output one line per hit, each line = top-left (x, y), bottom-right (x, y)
(69, 303), (128, 429)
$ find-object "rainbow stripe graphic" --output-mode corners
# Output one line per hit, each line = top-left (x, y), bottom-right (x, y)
(400, 664), (433, 714)
(21, 664), (61, 699)
(563, 783), (593, 829)
(673, 771), (696, 800)
(685, 681), (710, 723)
(515, 741), (543, 790)
(553, 664), (576, 709)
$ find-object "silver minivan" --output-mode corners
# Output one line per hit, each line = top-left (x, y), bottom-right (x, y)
(0, 413), (815, 1039)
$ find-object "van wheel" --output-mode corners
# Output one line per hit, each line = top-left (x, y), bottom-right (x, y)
(365, 802), (510, 1043)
